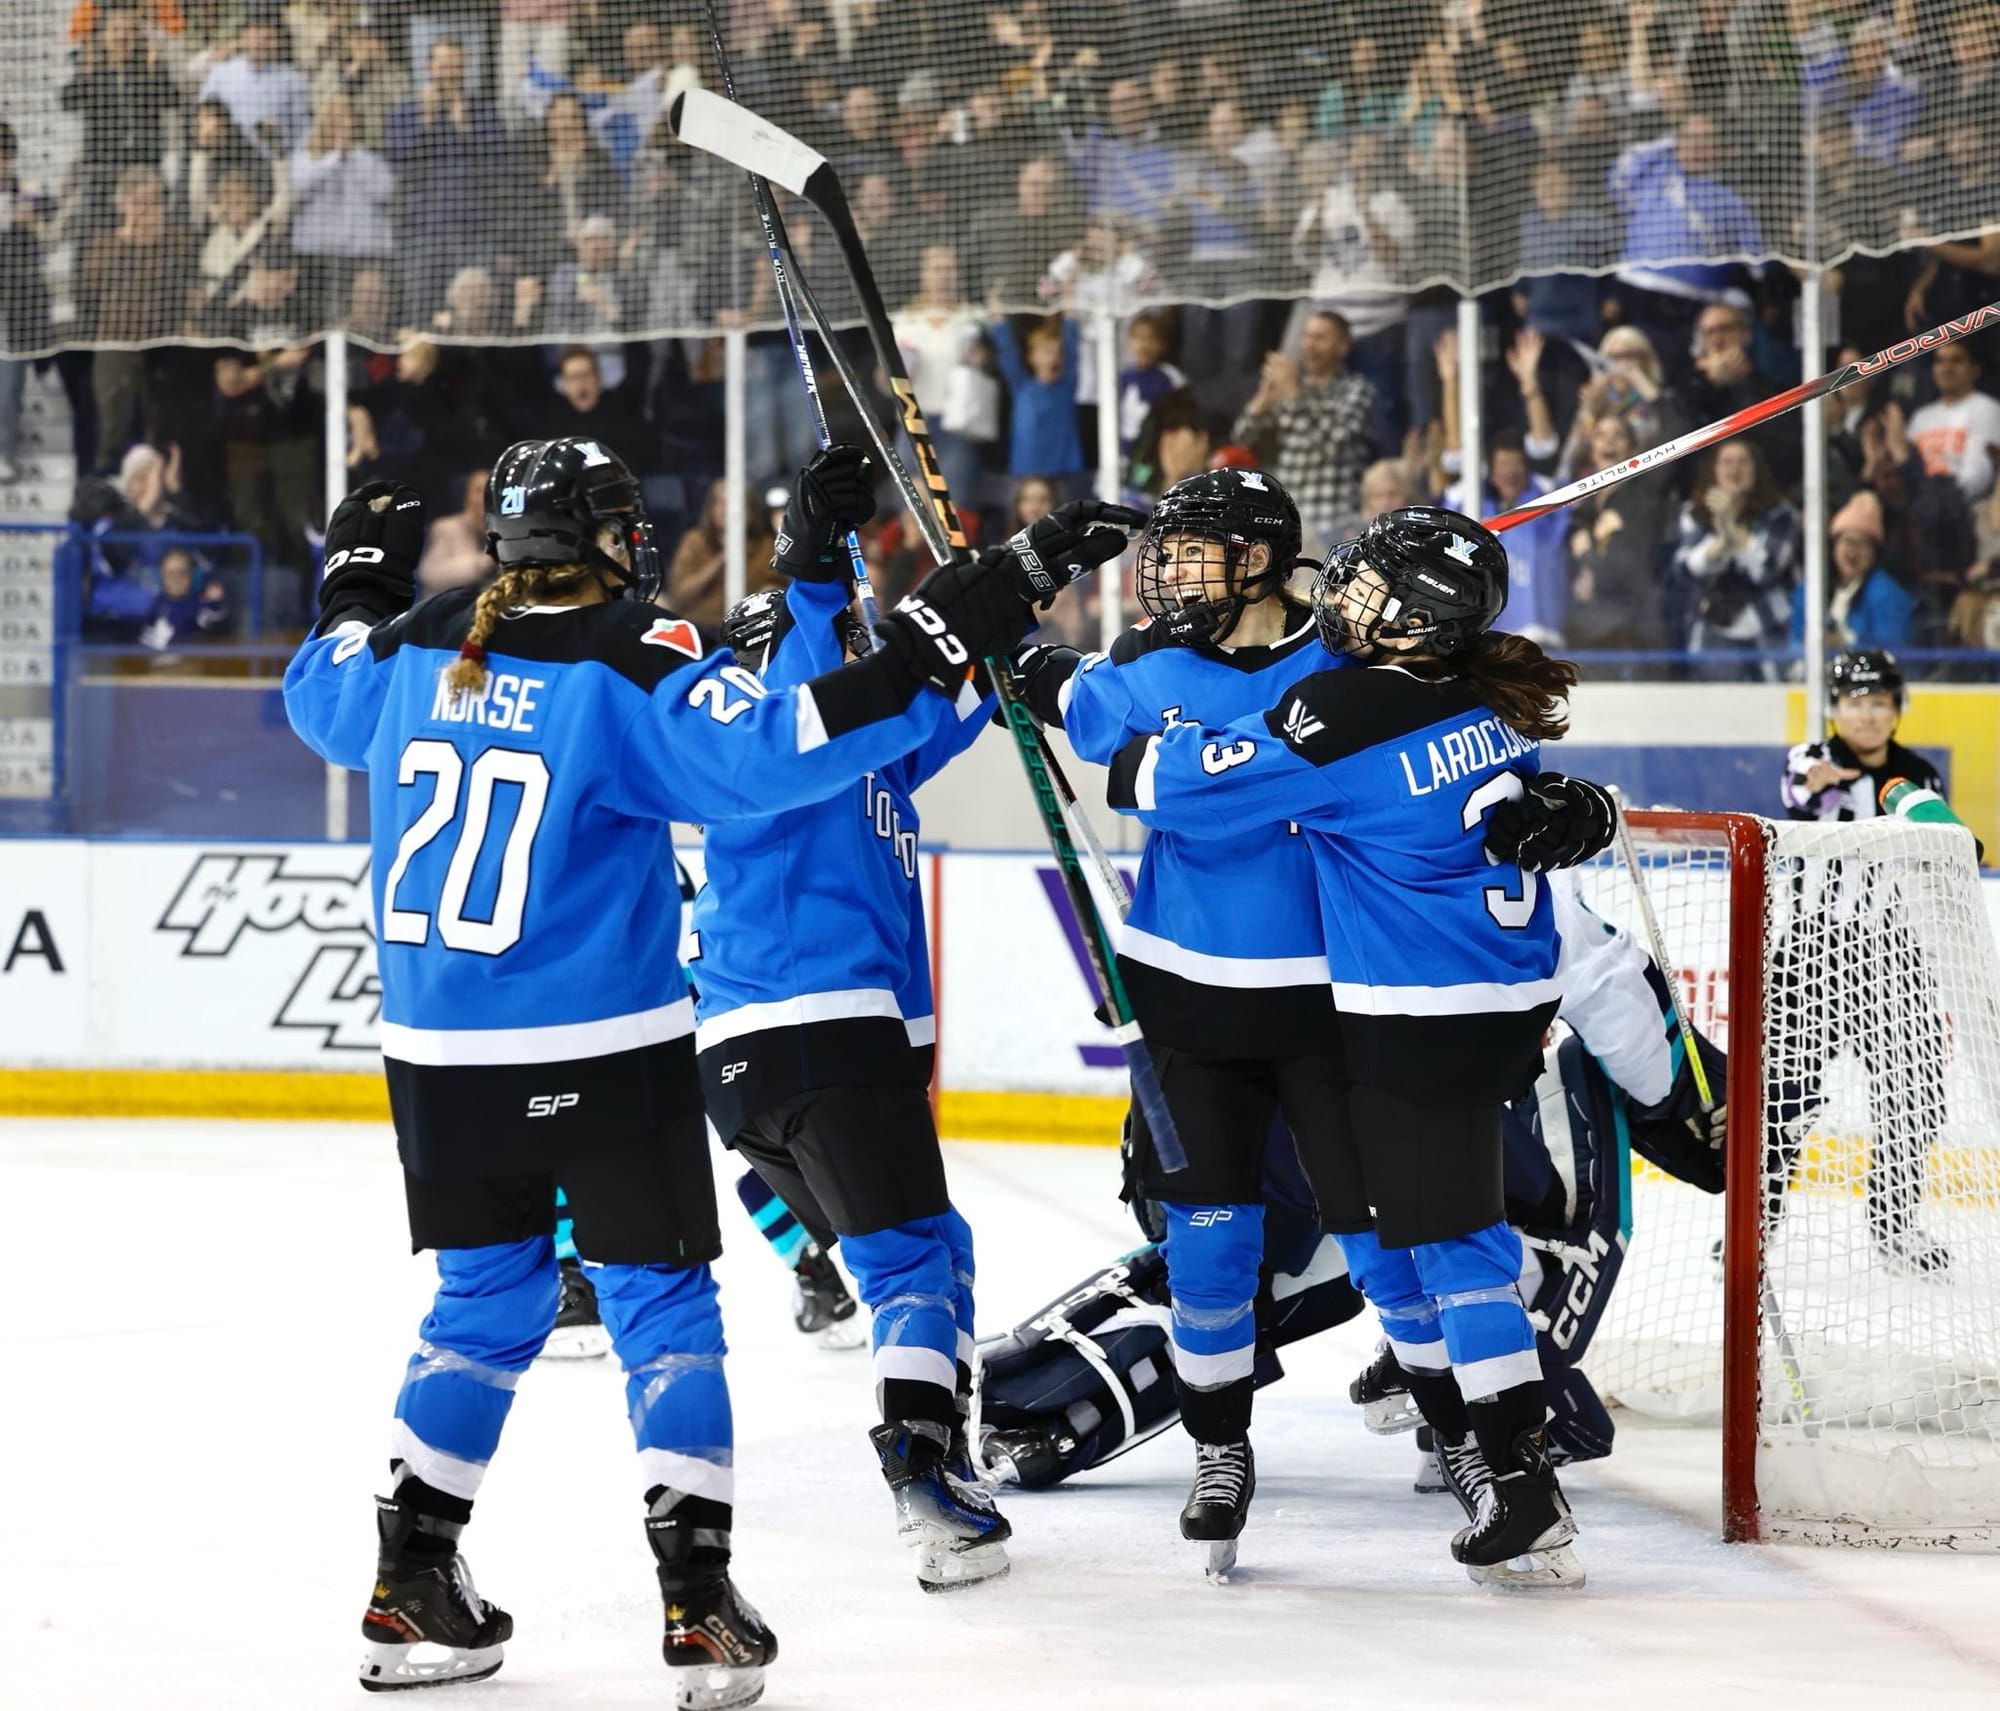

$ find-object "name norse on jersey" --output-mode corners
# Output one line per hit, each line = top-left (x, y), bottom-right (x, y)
(1398, 713), (1535, 796)
(430, 671), (546, 732)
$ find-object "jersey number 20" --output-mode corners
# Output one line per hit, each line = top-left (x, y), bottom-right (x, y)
(1461, 773), (1537, 930)
(382, 740), (551, 954)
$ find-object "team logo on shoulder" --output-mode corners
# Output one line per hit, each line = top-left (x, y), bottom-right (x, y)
(499, 485), (526, 517)
(641, 617), (702, 659)
(1281, 697), (1325, 744)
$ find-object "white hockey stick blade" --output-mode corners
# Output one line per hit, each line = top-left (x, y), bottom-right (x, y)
(668, 88), (825, 196)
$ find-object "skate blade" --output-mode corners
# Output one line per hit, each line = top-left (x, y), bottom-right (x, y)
(1362, 1396), (1423, 1435)
(1202, 1538), (1240, 1584)
(810, 1316), (868, 1351)
(540, 1324), (612, 1361)
(672, 1661), (767, 1711)
(1413, 1459), (1449, 1495)
(912, 1533), (1011, 1592)
(1465, 1543), (1585, 1590)
(358, 1638), (504, 1691)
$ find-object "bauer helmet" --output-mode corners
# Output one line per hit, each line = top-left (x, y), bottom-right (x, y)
(1827, 648), (1906, 711)
(486, 436), (663, 603)
(1312, 506), (1508, 659)
(1135, 467), (1307, 645)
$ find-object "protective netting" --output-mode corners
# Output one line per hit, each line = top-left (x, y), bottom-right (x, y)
(6, 0), (2000, 357)
(1579, 812), (2000, 1547)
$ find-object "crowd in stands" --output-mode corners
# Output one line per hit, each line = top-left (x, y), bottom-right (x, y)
(0, 0), (1997, 673)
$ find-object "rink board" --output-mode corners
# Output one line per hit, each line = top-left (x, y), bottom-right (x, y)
(0, 838), (1141, 1137)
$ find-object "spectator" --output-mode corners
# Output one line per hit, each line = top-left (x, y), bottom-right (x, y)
(195, 7), (312, 158)
(78, 166), (198, 469)
(513, 91), (624, 275)
(1446, 430), (1567, 647)
(1670, 437), (1801, 679)
(210, 349), (317, 625)
(1825, 17), (1920, 168)
(1069, 78), (1176, 238)
(1559, 325), (1683, 481)
(195, 164), (297, 343)
(345, 266), (395, 345)
(539, 346), (647, 465)
(837, 84), (896, 185)
(289, 93), (396, 325)
(1907, 343), (2000, 504)
(1358, 457), (1413, 524)
(895, 243), (985, 506)
(1314, 35), (1399, 138)
(1566, 412), (1668, 654)
(1606, 110), (1764, 373)
(1117, 311), (1185, 462)
(311, 8), (411, 152)
(1231, 309), (1378, 550)
(967, 156), (1076, 310)
(345, 400), (390, 488)
(848, 171), (916, 308)
(1290, 131), (1412, 440)
(665, 478), (777, 638)
(590, 19), (672, 173)
(387, 36), (503, 325)
(540, 215), (638, 390)
(1128, 387), (1214, 499)
(416, 469), (495, 598)
(1512, 155), (1606, 426)
(181, 99), (269, 238)
(1791, 489), (1913, 655)
(1174, 100), (1270, 378)
(0, 120), (52, 485)
(990, 314), (1087, 491)
(1877, 397), (1982, 637)
(60, 2), (179, 233)
(138, 547), (232, 650)
(498, 0), (572, 132)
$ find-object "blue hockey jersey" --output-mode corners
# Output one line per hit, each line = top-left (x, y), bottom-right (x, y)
(284, 587), (963, 1170)
(691, 578), (993, 1134)
(1037, 615), (1338, 1056)
(1105, 662), (1561, 1101)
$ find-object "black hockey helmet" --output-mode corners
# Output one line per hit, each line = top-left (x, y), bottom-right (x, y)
(1312, 506), (1508, 659)
(722, 587), (867, 671)
(1827, 648), (1906, 711)
(486, 436), (663, 602)
(1135, 466), (1307, 645)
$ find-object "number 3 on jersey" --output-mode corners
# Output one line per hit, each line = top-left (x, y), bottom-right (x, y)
(1461, 772), (1537, 929)
(382, 739), (551, 954)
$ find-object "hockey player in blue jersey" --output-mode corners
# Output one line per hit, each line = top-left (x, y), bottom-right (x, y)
(284, 436), (1100, 1695)
(1103, 506), (1588, 1587)
(690, 446), (1141, 1590)
(1008, 470), (1611, 1578)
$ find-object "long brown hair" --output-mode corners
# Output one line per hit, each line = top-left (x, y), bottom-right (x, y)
(1687, 437), (1782, 533)
(1401, 632), (1579, 742)
(442, 562), (597, 698)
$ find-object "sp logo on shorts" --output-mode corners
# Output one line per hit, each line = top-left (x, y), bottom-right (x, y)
(719, 1061), (749, 1084)
(1186, 1208), (1235, 1228)
(526, 1093), (580, 1117)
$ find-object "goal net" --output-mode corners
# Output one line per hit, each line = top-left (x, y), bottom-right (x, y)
(1575, 811), (2000, 1548)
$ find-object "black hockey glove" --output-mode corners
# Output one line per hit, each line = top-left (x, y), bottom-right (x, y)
(1486, 772), (1617, 873)
(772, 444), (878, 581)
(991, 641), (1083, 729)
(876, 550), (1032, 697)
(1006, 499), (1147, 607)
(315, 481), (425, 635)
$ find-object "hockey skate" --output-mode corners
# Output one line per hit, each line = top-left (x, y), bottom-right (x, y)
(358, 1495), (512, 1692)
(1434, 1432), (1498, 1525)
(871, 1419), (1012, 1592)
(541, 1258), (612, 1360)
(977, 1420), (1075, 1489)
(1877, 1225), (1952, 1277)
(793, 1244), (866, 1349)
(1450, 1428), (1583, 1590)
(1350, 1342), (1422, 1434)
(1180, 1440), (1255, 1583)
(1412, 1423), (1448, 1494)
(649, 1498), (777, 1711)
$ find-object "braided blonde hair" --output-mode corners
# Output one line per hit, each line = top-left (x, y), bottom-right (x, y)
(443, 562), (598, 697)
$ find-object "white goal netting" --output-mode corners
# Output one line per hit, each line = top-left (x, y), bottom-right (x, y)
(1576, 812), (2000, 1547)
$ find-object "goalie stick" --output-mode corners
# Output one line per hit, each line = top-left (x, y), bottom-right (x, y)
(696, 1), (877, 630)
(668, 87), (1184, 1170)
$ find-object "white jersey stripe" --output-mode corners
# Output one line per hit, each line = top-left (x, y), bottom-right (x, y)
(696, 987), (928, 1050)
(380, 997), (694, 1067)
(1118, 922), (1328, 989)
(1327, 974), (1564, 1018)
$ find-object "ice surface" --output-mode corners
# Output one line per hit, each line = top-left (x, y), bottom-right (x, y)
(8, 1120), (2000, 1709)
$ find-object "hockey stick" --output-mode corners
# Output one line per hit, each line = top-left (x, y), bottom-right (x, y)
(1487, 300), (2000, 534)
(1609, 793), (1816, 1433)
(669, 89), (1184, 1169)
(697, 3), (877, 630)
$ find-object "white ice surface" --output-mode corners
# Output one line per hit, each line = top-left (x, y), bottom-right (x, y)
(8, 1120), (2000, 1710)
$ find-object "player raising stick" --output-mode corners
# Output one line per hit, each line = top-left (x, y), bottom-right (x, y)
(284, 437), (1095, 1697)
(1102, 506), (1588, 1587)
